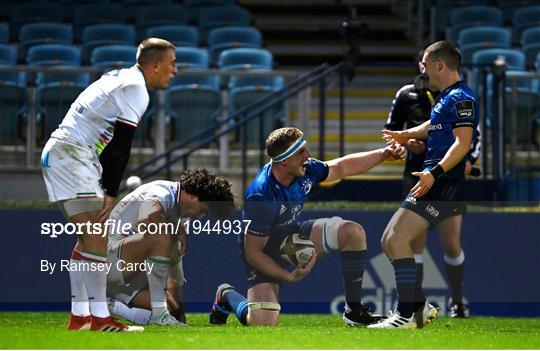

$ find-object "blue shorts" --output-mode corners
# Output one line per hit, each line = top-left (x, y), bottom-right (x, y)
(243, 219), (315, 288)
(401, 179), (466, 229)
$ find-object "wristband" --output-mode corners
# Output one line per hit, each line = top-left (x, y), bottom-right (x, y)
(429, 164), (444, 178)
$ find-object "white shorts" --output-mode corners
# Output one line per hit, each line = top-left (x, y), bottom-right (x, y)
(41, 137), (104, 202)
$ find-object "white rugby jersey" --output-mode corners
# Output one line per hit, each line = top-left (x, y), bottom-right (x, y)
(51, 66), (149, 154)
(108, 180), (181, 240)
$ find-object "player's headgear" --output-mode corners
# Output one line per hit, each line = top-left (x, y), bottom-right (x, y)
(266, 127), (306, 163)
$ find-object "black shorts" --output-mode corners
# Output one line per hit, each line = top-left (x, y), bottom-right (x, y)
(243, 219), (315, 288)
(401, 179), (466, 228)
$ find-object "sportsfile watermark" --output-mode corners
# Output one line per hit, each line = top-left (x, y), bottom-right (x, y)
(40, 219), (252, 238)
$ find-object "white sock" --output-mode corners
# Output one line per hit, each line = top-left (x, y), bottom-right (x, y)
(69, 250), (90, 317)
(108, 298), (151, 325)
(146, 256), (172, 317)
(80, 251), (110, 318)
(413, 254), (424, 264)
(444, 250), (465, 266)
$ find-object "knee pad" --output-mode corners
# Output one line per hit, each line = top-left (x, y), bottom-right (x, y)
(320, 216), (343, 253)
(247, 302), (281, 312)
(61, 198), (103, 217)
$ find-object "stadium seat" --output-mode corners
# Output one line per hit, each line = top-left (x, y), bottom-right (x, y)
(498, 0), (540, 24)
(81, 24), (136, 64)
(167, 85), (221, 143)
(512, 5), (540, 42)
(433, 0), (488, 40)
(146, 25), (198, 47)
(90, 45), (137, 68)
(218, 48), (273, 71)
(19, 23), (73, 61)
(448, 6), (503, 41)
(135, 5), (188, 40)
(208, 26), (262, 64)
(0, 23), (8, 44)
(458, 27), (511, 64)
(521, 27), (540, 68)
(10, 3), (64, 41)
(172, 47), (213, 86)
(73, 4), (125, 41)
(27, 44), (80, 66)
(0, 44), (24, 144)
(184, 0), (235, 6)
(198, 6), (252, 44)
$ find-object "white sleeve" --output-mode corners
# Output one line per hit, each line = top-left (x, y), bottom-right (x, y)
(114, 84), (149, 127)
(141, 185), (175, 213)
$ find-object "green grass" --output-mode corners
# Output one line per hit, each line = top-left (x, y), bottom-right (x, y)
(1, 312), (539, 349)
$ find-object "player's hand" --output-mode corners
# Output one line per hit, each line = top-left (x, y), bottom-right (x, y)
(382, 129), (410, 146)
(382, 143), (406, 161)
(405, 139), (426, 154)
(289, 252), (317, 283)
(410, 171), (435, 199)
(465, 160), (472, 176)
(98, 194), (116, 223)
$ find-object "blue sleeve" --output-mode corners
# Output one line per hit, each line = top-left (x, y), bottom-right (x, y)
(450, 93), (476, 129)
(242, 193), (277, 237)
(305, 158), (329, 183)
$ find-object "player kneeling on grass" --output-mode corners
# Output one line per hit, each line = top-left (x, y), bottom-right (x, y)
(209, 127), (405, 327)
(106, 168), (236, 326)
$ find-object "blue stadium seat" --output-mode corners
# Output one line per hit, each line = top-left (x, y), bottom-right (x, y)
(146, 25), (198, 47)
(19, 23), (73, 61)
(498, 0), (540, 24)
(198, 6), (252, 44)
(521, 27), (540, 68)
(184, 0), (236, 6)
(0, 23), (8, 44)
(135, 5), (188, 40)
(458, 27), (511, 64)
(27, 44), (80, 66)
(512, 5), (540, 41)
(90, 45), (137, 68)
(73, 4), (125, 41)
(448, 6), (503, 41)
(218, 48), (272, 71)
(81, 24), (136, 64)
(433, 0), (488, 40)
(166, 85), (221, 142)
(0, 44), (24, 143)
(10, 3), (64, 41)
(208, 26), (262, 64)
(172, 47), (219, 94)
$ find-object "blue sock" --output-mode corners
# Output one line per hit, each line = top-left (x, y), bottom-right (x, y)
(340, 250), (366, 311)
(223, 289), (248, 325)
(393, 258), (424, 317)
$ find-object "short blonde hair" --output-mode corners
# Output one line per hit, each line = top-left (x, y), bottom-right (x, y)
(136, 38), (175, 66)
(266, 127), (303, 158)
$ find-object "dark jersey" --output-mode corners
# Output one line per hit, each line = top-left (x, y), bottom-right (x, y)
(385, 84), (435, 174)
(424, 80), (479, 182)
(240, 159), (329, 260)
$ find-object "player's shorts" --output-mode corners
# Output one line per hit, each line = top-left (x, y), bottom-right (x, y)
(106, 238), (148, 305)
(244, 219), (315, 288)
(41, 137), (104, 202)
(401, 179), (466, 228)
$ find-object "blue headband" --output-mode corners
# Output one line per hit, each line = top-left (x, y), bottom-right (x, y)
(271, 136), (306, 163)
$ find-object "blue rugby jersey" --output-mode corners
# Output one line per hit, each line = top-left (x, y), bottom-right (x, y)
(424, 81), (479, 181)
(240, 159), (329, 259)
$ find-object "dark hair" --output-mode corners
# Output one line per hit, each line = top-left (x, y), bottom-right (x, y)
(179, 168), (236, 219)
(424, 40), (461, 71)
(136, 38), (175, 66)
(266, 127), (304, 159)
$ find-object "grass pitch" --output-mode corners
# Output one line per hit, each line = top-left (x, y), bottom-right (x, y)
(1, 312), (539, 349)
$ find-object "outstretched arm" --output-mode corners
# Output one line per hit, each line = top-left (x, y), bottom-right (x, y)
(382, 119), (431, 146)
(324, 144), (405, 182)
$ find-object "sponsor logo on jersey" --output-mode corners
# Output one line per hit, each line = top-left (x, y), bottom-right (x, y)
(433, 102), (443, 113)
(454, 100), (474, 118)
(429, 123), (443, 131)
(279, 204), (287, 215)
(302, 180), (313, 194)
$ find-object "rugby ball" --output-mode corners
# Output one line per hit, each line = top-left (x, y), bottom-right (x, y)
(279, 233), (315, 266)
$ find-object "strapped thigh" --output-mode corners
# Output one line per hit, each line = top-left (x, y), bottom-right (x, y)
(247, 302), (281, 311)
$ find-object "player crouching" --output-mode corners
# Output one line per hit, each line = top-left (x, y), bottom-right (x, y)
(106, 168), (236, 326)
